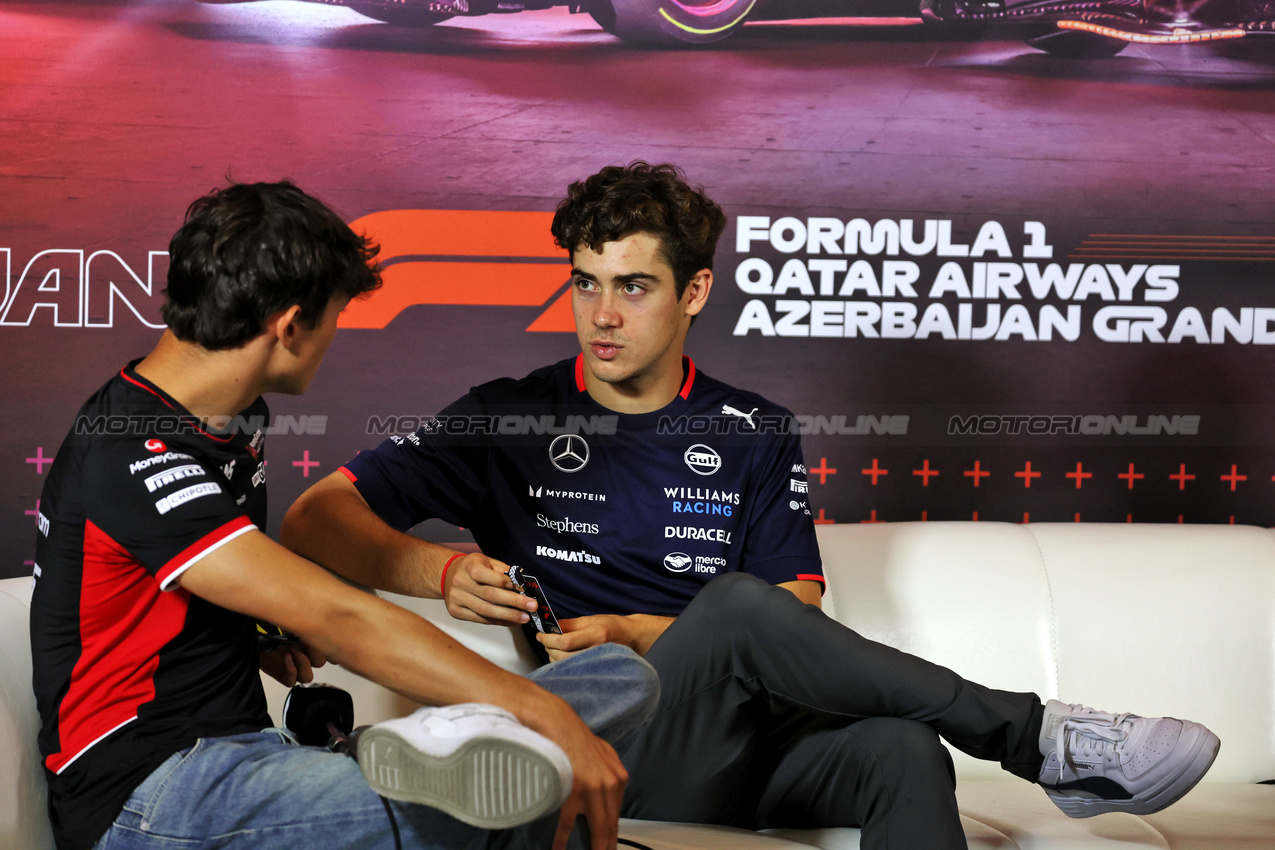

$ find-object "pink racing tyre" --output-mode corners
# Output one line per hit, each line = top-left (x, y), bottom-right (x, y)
(587, 0), (758, 45)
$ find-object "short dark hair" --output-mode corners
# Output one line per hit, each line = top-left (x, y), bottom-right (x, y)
(551, 162), (727, 299)
(162, 181), (381, 350)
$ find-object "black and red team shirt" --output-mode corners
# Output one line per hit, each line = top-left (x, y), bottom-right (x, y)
(30, 361), (274, 850)
(344, 356), (824, 622)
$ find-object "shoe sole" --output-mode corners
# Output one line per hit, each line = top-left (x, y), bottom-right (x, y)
(1047, 725), (1221, 818)
(357, 728), (567, 830)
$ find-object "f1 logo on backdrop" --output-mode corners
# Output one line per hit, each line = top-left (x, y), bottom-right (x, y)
(340, 210), (575, 333)
(0, 211), (575, 332)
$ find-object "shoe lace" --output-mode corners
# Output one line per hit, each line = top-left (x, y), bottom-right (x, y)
(1057, 708), (1132, 764)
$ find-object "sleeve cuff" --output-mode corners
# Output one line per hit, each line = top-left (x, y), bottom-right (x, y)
(156, 516), (257, 591)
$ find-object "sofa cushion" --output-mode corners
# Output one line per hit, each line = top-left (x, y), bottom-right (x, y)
(816, 522), (1059, 780)
(1028, 523), (1275, 784)
(0, 579), (54, 850)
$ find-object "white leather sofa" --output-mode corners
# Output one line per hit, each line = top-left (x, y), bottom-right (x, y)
(4, 522), (1273, 850)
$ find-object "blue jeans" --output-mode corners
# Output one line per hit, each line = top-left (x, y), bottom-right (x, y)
(95, 644), (658, 850)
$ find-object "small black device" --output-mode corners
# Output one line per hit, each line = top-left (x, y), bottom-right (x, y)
(507, 565), (562, 635)
(283, 682), (355, 750)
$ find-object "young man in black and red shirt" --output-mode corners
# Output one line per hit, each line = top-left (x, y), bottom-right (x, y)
(31, 181), (656, 850)
(285, 163), (1220, 850)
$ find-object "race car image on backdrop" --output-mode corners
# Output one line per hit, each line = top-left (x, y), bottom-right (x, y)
(195, 0), (1275, 54)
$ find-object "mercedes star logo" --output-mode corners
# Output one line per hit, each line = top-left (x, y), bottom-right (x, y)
(549, 434), (590, 473)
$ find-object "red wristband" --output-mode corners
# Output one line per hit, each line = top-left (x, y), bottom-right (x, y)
(439, 552), (464, 598)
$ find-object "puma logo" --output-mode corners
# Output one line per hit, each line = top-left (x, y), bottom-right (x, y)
(722, 405), (758, 430)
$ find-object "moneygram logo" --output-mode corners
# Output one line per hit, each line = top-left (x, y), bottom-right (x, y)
(339, 211), (574, 332)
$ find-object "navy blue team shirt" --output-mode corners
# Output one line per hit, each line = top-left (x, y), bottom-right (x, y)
(343, 355), (824, 620)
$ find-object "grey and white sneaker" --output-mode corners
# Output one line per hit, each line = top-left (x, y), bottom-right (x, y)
(1038, 699), (1220, 818)
(356, 703), (573, 829)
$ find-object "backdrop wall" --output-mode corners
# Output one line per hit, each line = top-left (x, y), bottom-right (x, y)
(4, 0), (1275, 579)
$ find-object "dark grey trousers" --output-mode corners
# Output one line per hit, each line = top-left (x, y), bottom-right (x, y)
(617, 573), (1046, 850)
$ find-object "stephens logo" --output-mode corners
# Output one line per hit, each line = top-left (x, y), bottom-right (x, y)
(684, 444), (721, 476)
(549, 434), (590, 473)
(144, 438), (166, 453)
(337, 210), (574, 333)
(537, 512), (600, 535)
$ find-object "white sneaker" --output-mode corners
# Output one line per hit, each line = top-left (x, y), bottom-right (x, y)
(1038, 699), (1220, 818)
(356, 703), (573, 829)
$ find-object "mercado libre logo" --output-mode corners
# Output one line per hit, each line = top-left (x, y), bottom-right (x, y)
(339, 210), (575, 332)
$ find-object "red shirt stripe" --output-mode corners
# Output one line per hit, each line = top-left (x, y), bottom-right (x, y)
(47, 520), (191, 774)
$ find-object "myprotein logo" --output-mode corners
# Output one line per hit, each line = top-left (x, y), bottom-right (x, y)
(338, 211), (574, 333)
(530, 484), (607, 502)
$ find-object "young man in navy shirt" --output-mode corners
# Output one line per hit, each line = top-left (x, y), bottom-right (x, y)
(285, 163), (1220, 850)
(31, 181), (655, 850)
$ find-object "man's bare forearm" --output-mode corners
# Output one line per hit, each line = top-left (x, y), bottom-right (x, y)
(282, 471), (454, 598)
(182, 530), (585, 751)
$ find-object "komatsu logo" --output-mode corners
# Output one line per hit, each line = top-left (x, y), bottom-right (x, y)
(535, 545), (601, 565)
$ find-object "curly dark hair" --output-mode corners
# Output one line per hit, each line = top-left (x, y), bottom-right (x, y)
(551, 162), (727, 299)
(162, 181), (381, 350)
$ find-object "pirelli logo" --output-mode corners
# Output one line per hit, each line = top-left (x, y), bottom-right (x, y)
(341, 210), (574, 333)
(144, 464), (205, 493)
